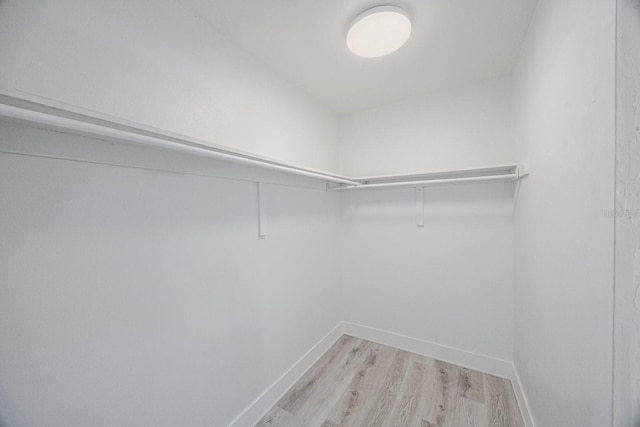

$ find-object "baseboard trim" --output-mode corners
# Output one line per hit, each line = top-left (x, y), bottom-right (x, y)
(511, 364), (536, 427)
(227, 321), (345, 427)
(342, 321), (513, 379)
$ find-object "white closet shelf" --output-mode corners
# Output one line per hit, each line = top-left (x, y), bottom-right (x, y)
(329, 164), (527, 191)
(0, 90), (528, 190)
(0, 91), (360, 186)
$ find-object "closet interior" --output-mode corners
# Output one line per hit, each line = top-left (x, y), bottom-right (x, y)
(0, 1), (637, 426)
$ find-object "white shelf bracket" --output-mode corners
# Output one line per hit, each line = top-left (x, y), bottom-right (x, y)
(517, 163), (530, 179)
(257, 182), (267, 239)
(416, 187), (424, 228)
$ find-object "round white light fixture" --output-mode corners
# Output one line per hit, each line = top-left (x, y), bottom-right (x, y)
(346, 5), (411, 58)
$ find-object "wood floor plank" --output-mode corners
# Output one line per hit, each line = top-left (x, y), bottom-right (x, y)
(362, 349), (411, 426)
(443, 395), (488, 427)
(421, 360), (460, 427)
(324, 343), (399, 427)
(294, 338), (375, 424)
(254, 406), (300, 427)
(277, 335), (357, 414)
(457, 367), (485, 403)
(387, 359), (429, 427)
(484, 374), (525, 427)
(399, 352), (437, 427)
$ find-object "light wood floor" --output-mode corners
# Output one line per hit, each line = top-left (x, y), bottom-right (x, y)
(256, 335), (524, 427)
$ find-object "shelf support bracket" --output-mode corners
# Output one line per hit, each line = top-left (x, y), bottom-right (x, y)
(416, 187), (424, 228)
(257, 182), (267, 239)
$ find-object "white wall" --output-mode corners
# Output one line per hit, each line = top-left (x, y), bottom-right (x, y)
(338, 78), (517, 363)
(0, 122), (342, 427)
(513, 0), (616, 426)
(614, 1), (640, 425)
(0, 0), (338, 171)
(0, 2), (621, 427)
(340, 183), (515, 362)
(338, 77), (515, 177)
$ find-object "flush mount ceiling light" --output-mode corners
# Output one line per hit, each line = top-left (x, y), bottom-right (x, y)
(346, 5), (412, 58)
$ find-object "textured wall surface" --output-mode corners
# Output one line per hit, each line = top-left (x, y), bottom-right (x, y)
(614, 1), (640, 425)
(513, 0), (616, 425)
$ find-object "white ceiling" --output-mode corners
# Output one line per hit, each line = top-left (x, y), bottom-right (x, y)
(181, 0), (538, 114)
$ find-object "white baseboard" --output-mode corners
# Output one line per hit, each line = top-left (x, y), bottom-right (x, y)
(511, 365), (536, 427)
(342, 321), (513, 379)
(229, 320), (534, 427)
(227, 321), (345, 427)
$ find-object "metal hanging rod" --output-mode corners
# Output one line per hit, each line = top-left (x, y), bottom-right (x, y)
(0, 91), (360, 186)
